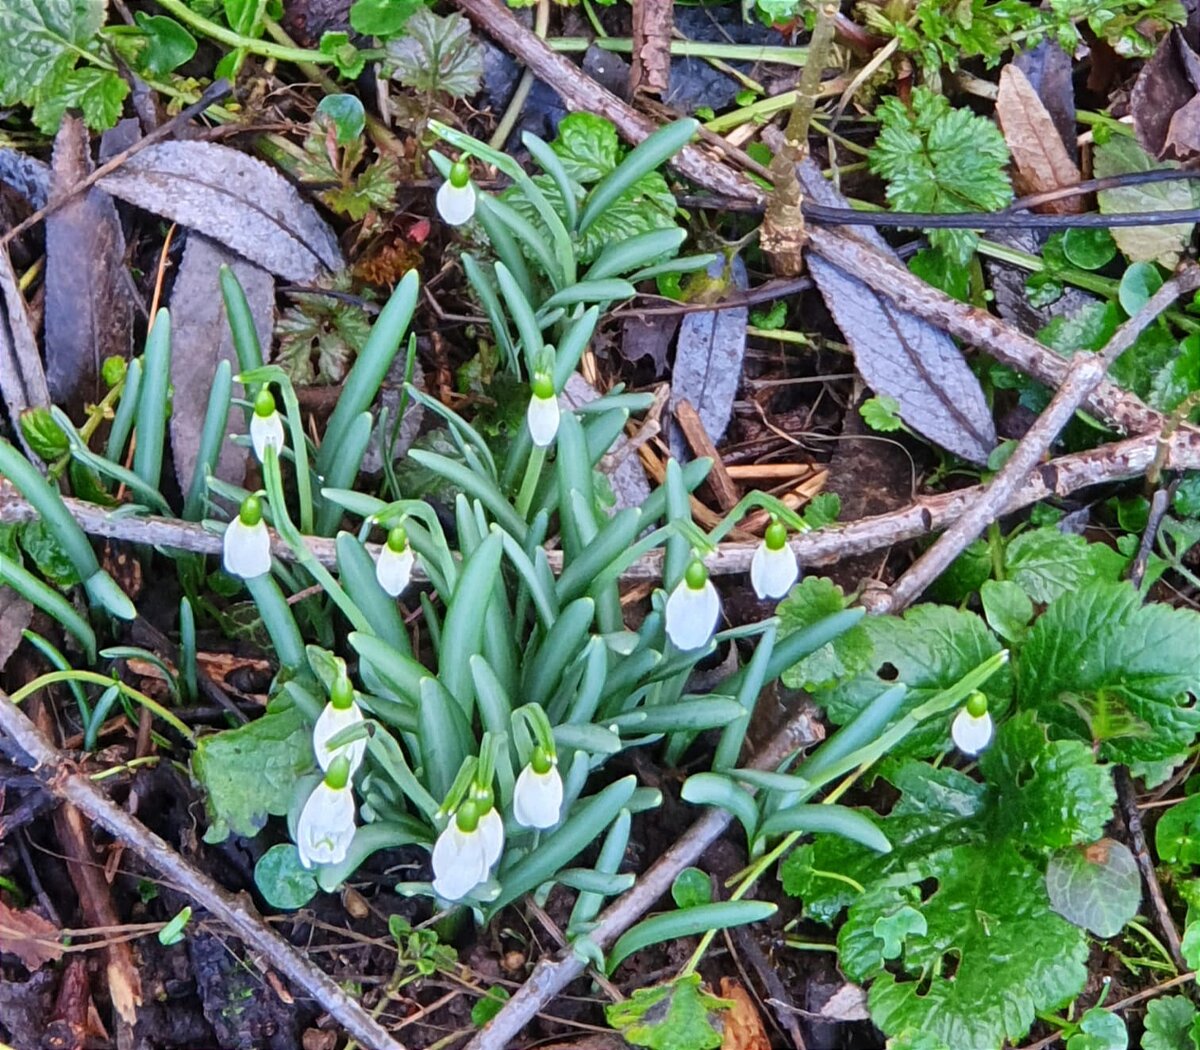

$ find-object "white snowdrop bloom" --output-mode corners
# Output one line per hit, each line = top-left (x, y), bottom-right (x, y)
(513, 752), (563, 830)
(664, 560), (721, 651)
(375, 525), (414, 597)
(250, 387), (285, 463)
(312, 677), (366, 775)
(297, 760), (356, 869)
(750, 519), (799, 601)
(223, 496), (271, 580)
(478, 805), (505, 868)
(527, 373), (560, 447)
(436, 161), (476, 226)
(431, 802), (493, 901)
(951, 693), (994, 756)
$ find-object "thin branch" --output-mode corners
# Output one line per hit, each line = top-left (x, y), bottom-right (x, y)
(0, 691), (408, 1050)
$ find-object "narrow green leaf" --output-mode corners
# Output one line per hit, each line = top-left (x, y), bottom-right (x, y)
(183, 359), (232, 521)
(0, 553), (96, 662)
(757, 803), (892, 852)
(419, 676), (473, 802)
(587, 228), (687, 281)
(681, 772), (759, 842)
(106, 357), (142, 462)
(245, 573), (306, 672)
(335, 532), (410, 655)
(522, 131), (578, 230)
(440, 531), (503, 712)
(607, 900), (776, 973)
(133, 309), (171, 492)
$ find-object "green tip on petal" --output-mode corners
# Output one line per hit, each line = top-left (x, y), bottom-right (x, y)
(239, 494), (263, 527)
(765, 518), (788, 551)
(456, 798), (481, 833)
(325, 754), (351, 790)
(449, 159), (470, 188)
(684, 559), (708, 590)
(253, 386), (276, 418)
(966, 691), (988, 719)
(531, 745), (553, 775)
(387, 524), (408, 552)
(331, 673), (354, 710)
(531, 372), (554, 400)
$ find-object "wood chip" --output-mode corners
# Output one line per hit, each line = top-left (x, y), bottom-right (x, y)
(0, 900), (62, 971)
(674, 398), (741, 511)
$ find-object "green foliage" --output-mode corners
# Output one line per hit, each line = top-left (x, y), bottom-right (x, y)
(1143, 997), (1200, 1050)
(192, 707), (314, 841)
(297, 102), (399, 222)
(254, 843), (319, 910)
(471, 987), (510, 1027)
(1067, 1008), (1127, 1050)
(384, 8), (483, 99)
(274, 280), (373, 385)
(778, 577), (873, 692)
(388, 916), (458, 983)
(1155, 794), (1200, 867)
(869, 88), (1012, 266)
(860, 395), (904, 433)
(350, 0), (424, 38)
(1044, 839), (1141, 937)
(671, 868), (712, 909)
(605, 974), (731, 1050)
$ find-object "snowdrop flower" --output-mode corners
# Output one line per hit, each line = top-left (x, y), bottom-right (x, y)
(514, 747), (563, 830)
(527, 372), (560, 447)
(312, 673), (366, 775)
(375, 524), (414, 598)
(436, 160), (476, 226)
(431, 799), (500, 901)
(665, 559), (721, 651)
(297, 756), (356, 869)
(223, 495), (271, 580)
(478, 802), (505, 868)
(951, 692), (994, 756)
(250, 386), (285, 463)
(750, 518), (800, 601)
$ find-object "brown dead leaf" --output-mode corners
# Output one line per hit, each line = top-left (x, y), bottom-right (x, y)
(718, 978), (770, 1050)
(995, 65), (1083, 213)
(631, 0), (672, 97)
(0, 900), (63, 971)
(1133, 28), (1200, 160)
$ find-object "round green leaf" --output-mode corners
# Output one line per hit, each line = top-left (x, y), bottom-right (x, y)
(671, 867), (713, 910)
(1118, 261), (1164, 316)
(315, 93), (365, 144)
(254, 843), (319, 910)
(1066, 1007), (1126, 1050)
(1155, 794), (1200, 866)
(1063, 228), (1117, 271)
(1045, 838), (1140, 938)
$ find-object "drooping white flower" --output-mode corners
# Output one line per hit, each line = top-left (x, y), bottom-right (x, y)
(478, 806), (505, 867)
(297, 759), (356, 869)
(375, 525), (414, 598)
(527, 372), (560, 447)
(750, 519), (799, 601)
(664, 560), (720, 651)
(513, 751), (563, 830)
(436, 160), (476, 226)
(312, 675), (366, 775)
(223, 496), (271, 580)
(250, 386), (285, 463)
(951, 693), (994, 755)
(431, 801), (493, 901)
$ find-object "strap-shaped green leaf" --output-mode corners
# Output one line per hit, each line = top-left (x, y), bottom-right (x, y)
(681, 772), (758, 842)
(133, 309), (171, 492)
(521, 131), (579, 230)
(607, 900), (775, 974)
(335, 532), (410, 655)
(183, 359), (232, 521)
(757, 803), (892, 853)
(440, 530), (504, 713)
(587, 228), (687, 281)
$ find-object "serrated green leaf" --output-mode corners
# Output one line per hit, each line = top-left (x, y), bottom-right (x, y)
(860, 395), (904, 432)
(19, 518), (81, 587)
(19, 407), (70, 463)
(1095, 136), (1199, 268)
(605, 974), (731, 1050)
(980, 579), (1033, 645)
(1020, 581), (1200, 763)
(869, 87), (1012, 266)
(1004, 527), (1125, 604)
(551, 112), (621, 183)
(193, 708), (314, 842)
(0, 0), (104, 116)
(1045, 839), (1140, 937)
(385, 8), (482, 99)
(33, 64), (128, 134)
(1143, 996), (1199, 1050)
(778, 577), (873, 692)
(1155, 794), (1200, 866)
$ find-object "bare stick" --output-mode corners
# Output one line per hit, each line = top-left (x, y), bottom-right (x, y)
(866, 269), (1200, 615)
(0, 691), (408, 1050)
(463, 707), (823, 1050)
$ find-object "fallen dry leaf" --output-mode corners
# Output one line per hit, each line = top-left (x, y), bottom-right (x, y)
(1133, 28), (1200, 160)
(631, 0), (672, 97)
(0, 900), (63, 972)
(995, 65), (1082, 213)
(719, 978), (770, 1050)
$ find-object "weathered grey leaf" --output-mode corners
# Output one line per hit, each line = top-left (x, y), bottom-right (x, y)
(0, 148), (50, 208)
(564, 373), (652, 513)
(0, 248), (51, 464)
(169, 235), (274, 500)
(668, 254), (747, 460)
(0, 586), (33, 669)
(45, 115), (136, 411)
(620, 313), (675, 375)
(1014, 41), (1076, 156)
(385, 8), (483, 100)
(97, 141), (343, 281)
(798, 159), (997, 465)
(360, 356), (425, 476)
(1046, 838), (1140, 938)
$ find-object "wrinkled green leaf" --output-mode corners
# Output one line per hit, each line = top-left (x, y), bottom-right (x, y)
(1143, 996), (1199, 1050)
(385, 8), (483, 99)
(1045, 839), (1140, 937)
(779, 577), (873, 692)
(1067, 1008), (1127, 1050)
(605, 974), (731, 1050)
(1004, 527), (1125, 604)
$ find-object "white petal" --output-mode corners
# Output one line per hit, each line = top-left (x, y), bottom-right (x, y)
(513, 765), (563, 830)
(951, 709), (994, 755)
(431, 824), (490, 900)
(478, 808), (505, 868)
(297, 782), (356, 868)
(527, 393), (561, 447)
(223, 517), (271, 579)
(664, 578), (720, 651)
(312, 701), (366, 774)
(250, 411), (285, 463)
(436, 180), (476, 226)
(375, 544), (414, 598)
(750, 542), (799, 601)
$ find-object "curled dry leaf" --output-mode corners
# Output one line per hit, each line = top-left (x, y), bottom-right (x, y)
(1133, 28), (1200, 160)
(0, 585), (33, 670)
(1014, 41), (1077, 158)
(995, 65), (1083, 214)
(45, 115), (135, 411)
(0, 246), (51, 465)
(718, 978), (770, 1050)
(97, 141), (344, 281)
(0, 899), (63, 972)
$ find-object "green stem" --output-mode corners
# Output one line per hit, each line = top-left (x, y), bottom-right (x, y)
(548, 37), (809, 66)
(516, 446), (546, 520)
(152, 0), (332, 65)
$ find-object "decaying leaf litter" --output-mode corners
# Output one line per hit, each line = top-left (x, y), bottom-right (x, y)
(8, 2), (1200, 1050)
